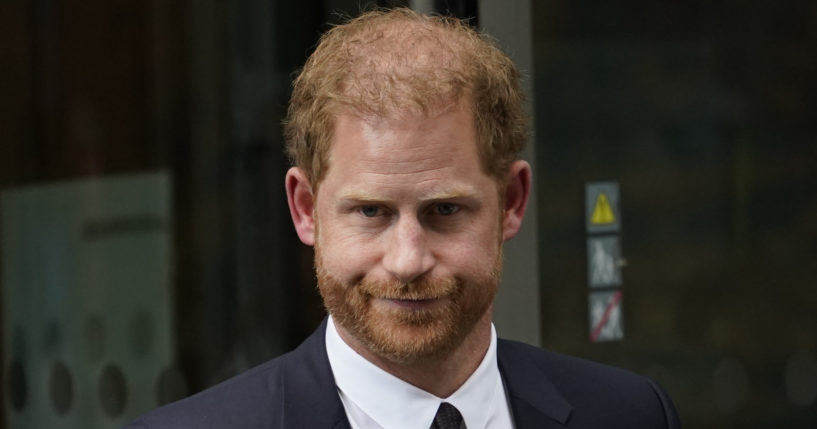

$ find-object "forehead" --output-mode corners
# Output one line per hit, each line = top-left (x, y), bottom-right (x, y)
(315, 105), (498, 202)
(328, 107), (479, 174)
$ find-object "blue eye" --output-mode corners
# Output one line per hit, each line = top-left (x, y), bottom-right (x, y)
(435, 203), (459, 216)
(359, 206), (380, 217)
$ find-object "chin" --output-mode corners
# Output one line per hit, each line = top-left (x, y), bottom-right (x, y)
(322, 276), (495, 365)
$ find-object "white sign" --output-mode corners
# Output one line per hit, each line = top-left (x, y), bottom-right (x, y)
(2, 171), (173, 429)
(589, 290), (624, 342)
(587, 236), (622, 288)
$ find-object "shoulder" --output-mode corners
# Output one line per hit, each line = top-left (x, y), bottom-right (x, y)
(499, 338), (647, 390)
(123, 349), (298, 429)
(123, 320), (341, 429)
(498, 339), (681, 428)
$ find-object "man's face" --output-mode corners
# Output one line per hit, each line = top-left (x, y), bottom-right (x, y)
(313, 105), (504, 364)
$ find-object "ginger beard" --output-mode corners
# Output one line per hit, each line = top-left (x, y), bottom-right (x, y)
(315, 234), (503, 365)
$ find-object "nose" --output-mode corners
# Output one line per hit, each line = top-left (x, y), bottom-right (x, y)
(381, 215), (435, 284)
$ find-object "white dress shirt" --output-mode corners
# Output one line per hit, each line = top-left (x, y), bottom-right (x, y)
(325, 316), (515, 429)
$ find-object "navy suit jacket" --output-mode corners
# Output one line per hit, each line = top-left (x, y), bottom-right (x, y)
(125, 319), (680, 428)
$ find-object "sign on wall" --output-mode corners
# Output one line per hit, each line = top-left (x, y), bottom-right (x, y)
(585, 181), (624, 343)
(2, 171), (174, 429)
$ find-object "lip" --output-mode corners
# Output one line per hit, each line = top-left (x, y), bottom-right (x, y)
(379, 297), (445, 310)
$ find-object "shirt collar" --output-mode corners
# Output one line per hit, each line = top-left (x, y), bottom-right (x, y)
(326, 316), (503, 429)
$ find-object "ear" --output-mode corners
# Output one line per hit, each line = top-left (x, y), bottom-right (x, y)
(502, 160), (531, 241)
(285, 167), (316, 246)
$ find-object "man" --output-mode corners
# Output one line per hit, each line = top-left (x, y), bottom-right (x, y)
(126, 8), (680, 429)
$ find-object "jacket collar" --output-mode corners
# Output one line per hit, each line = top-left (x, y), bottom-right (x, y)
(497, 339), (573, 428)
(276, 319), (573, 429)
(276, 319), (351, 429)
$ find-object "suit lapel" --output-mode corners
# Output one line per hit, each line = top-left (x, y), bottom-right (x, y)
(497, 340), (573, 429)
(277, 319), (351, 429)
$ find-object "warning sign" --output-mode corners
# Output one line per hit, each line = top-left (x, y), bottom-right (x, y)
(591, 193), (615, 224)
(587, 236), (622, 288)
(589, 290), (624, 342)
(586, 182), (620, 234)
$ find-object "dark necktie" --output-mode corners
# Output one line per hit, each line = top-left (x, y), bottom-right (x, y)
(430, 402), (464, 429)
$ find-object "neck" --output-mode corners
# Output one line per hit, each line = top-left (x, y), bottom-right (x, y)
(335, 309), (493, 398)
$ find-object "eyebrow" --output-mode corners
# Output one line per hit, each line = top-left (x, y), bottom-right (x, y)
(337, 187), (478, 203)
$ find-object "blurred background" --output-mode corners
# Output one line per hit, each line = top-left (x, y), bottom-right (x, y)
(1, 0), (815, 428)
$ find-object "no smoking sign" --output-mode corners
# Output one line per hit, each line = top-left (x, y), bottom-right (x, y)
(589, 290), (624, 343)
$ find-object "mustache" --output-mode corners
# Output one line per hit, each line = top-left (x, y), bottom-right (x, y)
(356, 276), (460, 301)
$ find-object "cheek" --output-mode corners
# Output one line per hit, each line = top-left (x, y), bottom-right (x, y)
(316, 219), (382, 278)
(459, 210), (503, 247)
(435, 231), (501, 276)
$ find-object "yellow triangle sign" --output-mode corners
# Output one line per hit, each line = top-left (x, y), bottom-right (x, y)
(591, 193), (616, 225)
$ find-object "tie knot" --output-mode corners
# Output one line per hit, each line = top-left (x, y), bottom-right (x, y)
(431, 402), (463, 429)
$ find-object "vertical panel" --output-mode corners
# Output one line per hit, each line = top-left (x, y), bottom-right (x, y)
(479, 0), (541, 346)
